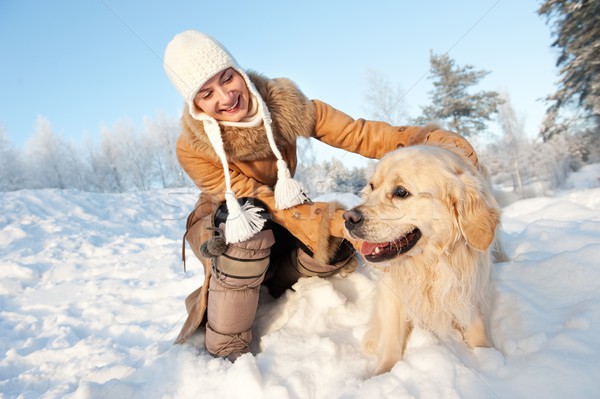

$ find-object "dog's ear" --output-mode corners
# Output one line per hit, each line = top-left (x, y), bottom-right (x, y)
(452, 171), (500, 251)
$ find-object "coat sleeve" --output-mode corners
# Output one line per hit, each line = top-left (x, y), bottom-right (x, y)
(311, 100), (479, 166)
(176, 136), (273, 200)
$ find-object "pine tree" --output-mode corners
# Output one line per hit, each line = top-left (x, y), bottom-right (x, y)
(415, 52), (502, 138)
(538, 0), (600, 139)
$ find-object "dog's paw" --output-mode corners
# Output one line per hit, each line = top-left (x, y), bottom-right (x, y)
(373, 360), (395, 376)
(371, 352), (404, 376)
(362, 332), (378, 355)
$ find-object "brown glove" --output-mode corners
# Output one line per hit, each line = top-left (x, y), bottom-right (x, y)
(406, 124), (479, 167)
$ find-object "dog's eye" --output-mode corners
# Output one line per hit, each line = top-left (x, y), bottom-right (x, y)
(369, 183), (374, 191)
(393, 186), (410, 198)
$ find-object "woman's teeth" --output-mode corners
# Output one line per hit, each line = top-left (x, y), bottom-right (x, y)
(226, 98), (239, 111)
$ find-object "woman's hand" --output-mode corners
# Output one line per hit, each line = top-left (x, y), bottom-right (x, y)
(407, 125), (479, 167)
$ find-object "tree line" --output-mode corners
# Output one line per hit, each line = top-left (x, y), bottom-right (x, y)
(0, 103), (596, 201)
(0, 115), (189, 193)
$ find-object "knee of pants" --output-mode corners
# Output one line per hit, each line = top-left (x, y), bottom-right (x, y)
(213, 229), (276, 285)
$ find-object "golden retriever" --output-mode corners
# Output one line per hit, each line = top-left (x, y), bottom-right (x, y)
(343, 144), (500, 375)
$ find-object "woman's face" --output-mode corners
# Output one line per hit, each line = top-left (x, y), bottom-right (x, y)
(193, 68), (250, 122)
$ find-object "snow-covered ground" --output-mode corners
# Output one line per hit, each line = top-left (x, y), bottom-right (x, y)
(1, 165), (600, 399)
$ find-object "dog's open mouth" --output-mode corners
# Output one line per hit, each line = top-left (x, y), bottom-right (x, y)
(360, 228), (422, 262)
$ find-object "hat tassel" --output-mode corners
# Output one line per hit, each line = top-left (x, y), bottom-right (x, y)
(274, 159), (309, 209)
(223, 192), (266, 244)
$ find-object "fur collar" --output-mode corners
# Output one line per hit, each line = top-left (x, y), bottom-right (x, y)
(180, 72), (316, 162)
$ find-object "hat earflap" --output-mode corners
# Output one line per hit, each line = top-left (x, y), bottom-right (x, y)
(203, 119), (266, 243)
(244, 77), (309, 209)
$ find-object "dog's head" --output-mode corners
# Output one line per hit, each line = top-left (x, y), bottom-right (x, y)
(344, 145), (500, 264)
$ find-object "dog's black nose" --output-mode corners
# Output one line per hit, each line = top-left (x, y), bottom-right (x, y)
(343, 209), (363, 229)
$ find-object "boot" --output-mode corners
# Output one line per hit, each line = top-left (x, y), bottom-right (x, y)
(205, 229), (275, 359)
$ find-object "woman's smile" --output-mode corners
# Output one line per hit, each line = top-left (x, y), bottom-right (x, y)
(194, 68), (250, 122)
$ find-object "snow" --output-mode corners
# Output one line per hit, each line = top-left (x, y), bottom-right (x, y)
(1, 167), (600, 399)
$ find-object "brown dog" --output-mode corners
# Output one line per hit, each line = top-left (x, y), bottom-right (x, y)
(344, 144), (500, 375)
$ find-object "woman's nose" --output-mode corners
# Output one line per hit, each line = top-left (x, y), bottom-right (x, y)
(215, 87), (232, 104)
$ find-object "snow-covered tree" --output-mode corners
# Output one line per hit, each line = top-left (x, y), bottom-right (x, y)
(22, 116), (85, 190)
(309, 159), (366, 195)
(350, 166), (369, 194)
(483, 125), (583, 198)
(89, 126), (129, 192)
(363, 68), (408, 125)
(414, 52), (502, 138)
(144, 113), (189, 188)
(568, 127), (600, 166)
(118, 121), (155, 191)
(531, 135), (572, 191)
(84, 114), (190, 192)
(293, 137), (320, 195)
(329, 159), (351, 194)
(495, 93), (530, 195)
(538, 0), (600, 139)
(0, 128), (25, 191)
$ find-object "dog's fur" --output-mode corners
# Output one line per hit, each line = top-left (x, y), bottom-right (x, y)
(344, 144), (501, 375)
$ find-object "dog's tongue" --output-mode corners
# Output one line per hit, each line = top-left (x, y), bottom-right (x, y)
(361, 241), (386, 256)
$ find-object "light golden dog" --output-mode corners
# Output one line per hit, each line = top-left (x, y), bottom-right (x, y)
(344, 144), (500, 375)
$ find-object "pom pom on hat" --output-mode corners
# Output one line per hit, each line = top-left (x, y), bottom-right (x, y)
(164, 31), (307, 243)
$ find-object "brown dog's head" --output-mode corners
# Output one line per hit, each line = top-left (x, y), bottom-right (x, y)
(344, 145), (500, 264)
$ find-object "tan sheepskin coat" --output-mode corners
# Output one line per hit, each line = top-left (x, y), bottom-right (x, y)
(173, 72), (478, 343)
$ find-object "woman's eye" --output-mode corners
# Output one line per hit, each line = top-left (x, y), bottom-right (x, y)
(201, 91), (212, 99)
(393, 186), (410, 198)
(223, 73), (233, 83)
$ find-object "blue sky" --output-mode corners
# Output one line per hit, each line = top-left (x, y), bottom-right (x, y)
(1, 0), (557, 158)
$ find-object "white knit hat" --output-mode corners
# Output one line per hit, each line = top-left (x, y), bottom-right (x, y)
(164, 30), (307, 244)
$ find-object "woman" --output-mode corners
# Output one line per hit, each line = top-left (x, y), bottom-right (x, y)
(163, 30), (478, 360)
